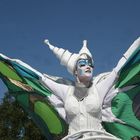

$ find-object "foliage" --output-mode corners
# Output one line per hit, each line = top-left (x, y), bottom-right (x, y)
(0, 93), (47, 140)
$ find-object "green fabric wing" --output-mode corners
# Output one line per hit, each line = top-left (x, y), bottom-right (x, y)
(0, 54), (67, 139)
(116, 46), (140, 88)
(103, 44), (140, 140)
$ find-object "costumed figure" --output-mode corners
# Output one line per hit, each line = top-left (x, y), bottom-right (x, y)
(41, 39), (120, 140)
(0, 37), (140, 140)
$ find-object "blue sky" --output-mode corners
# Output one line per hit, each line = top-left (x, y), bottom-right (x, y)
(0, 0), (140, 98)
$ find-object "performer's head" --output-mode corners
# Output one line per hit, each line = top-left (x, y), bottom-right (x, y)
(44, 39), (94, 83)
(74, 53), (94, 84)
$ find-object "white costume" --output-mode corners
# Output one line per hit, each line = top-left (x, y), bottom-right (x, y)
(41, 76), (103, 134)
(39, 39), (130, 140)
(40, 69), (120, 140)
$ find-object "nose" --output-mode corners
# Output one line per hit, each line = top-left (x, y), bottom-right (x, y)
(86, 65), (93, 71)
(86, 65), (91, 70)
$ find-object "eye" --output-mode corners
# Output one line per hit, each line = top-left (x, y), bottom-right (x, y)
(89, 63), (94, 68)
(79, 64), (86, 67)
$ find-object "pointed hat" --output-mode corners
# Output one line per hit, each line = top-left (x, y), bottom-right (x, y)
(44, 39), (92, 75)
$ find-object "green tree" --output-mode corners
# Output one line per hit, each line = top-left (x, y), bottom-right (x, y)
(0, 93), (47, 140)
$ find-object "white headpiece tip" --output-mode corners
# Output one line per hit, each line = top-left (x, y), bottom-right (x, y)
(44, 39), (49, 45)
(44, 40), (55, 50)
(83, 40), (87, 43)
(78, 40), (92, 58)
(83, 40), (87, 47)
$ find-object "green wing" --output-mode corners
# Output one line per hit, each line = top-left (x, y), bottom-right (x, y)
(103, 40), (140, 140)
(0, 54), (67, 139)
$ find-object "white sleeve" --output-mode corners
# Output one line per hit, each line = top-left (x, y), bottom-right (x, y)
(40, 75), (69, 102)
(114, 37), (140, 74)
(95, 70), (117, 104)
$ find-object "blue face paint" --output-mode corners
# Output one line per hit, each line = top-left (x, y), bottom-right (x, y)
(79, 68), (84, 76)
(77, 59), (94, 68)
(76, 59), (93, 78)
(76, 58), (94, 82)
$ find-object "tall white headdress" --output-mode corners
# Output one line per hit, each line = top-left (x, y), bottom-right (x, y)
(44, 39), (92, 75)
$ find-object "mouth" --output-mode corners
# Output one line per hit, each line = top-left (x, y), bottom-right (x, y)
(85, 69), (91, 73)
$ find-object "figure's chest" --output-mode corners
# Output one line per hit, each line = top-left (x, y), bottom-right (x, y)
(65, 86), (101, 117)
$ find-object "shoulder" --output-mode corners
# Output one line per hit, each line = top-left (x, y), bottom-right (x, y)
(43, 73), (75, 86)
(93, 72), (111, 85)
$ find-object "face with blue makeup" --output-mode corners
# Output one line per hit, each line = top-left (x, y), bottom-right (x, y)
(75, 54), (94, 84)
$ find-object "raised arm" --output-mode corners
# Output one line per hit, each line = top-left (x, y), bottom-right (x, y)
(40, 74), (69, 102)
(114, 37), (140, 74)
(95, 37), (140, 103)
